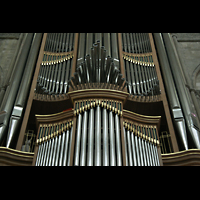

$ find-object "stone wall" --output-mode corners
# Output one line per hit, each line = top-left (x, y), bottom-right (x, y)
(171, 33), (200, 108)
(0, 33), (22, 105)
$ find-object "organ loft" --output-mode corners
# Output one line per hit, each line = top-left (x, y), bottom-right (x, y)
(0, 33), (200, 166)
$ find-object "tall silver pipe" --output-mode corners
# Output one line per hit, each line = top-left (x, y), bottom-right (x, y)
(149, 142), (155, 166)
(141, 139), (147, 166)
(115, 113), (122, 166)
(67, 126), (73, 166)
(55, 133), (62, 166)
(51, 134), (58, 166)
(87, 107), (94, 166)
(144, 140), (150, 166)
(153, 33), (188, 150)
(35, 144), (41, 166)
(45, 137), (52, 166)
(138, 137), (144, 166)
(42, 137), (49, 166)
(123, 127), (129, 166)
(48, 135), (55, 166)
(0, 33), (34, 145)
(74, 113), (82, 166)
(147, 142), (153, 166)
(162, 33), (200, 149)
(80, 110), (88, 166)
(130, 131), (137, 166)
(62, 129), (69, 166)
(103, 107), (109, 166)
(95, 105), (101, 166)
(59, 130), (66, 166)
(134, 135), (140, 166)
(127, 129), (133, 166)
(109, 110), (116, 166)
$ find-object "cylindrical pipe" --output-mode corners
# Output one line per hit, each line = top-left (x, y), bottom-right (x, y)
(127, 129), (133, 166)
(115, 113), (122, 166)
(162, 33), (200, 149)
(80, 110), (88, 166)
(0, 33), (34, 145)
(62, 129), (69, 166)
(109, 110), (116, 166)
(95, 104), (101, 166)
(74, 113), (82, 166)
(103, 107), (109, 166)
(153, 33), (188, 150)
(123, 127), (129, 166)
(87, 107), (94, 166)
(130, 131), (137, 166)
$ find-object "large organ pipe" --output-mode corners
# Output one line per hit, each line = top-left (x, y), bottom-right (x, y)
(123, 127), (129, 166)
(162, 33), (200, 149)
(74, 103), (82, 166)
(0, 33), (35, 146)
(95, 102), (101, 166)
(109, 105), (116, 166)
(103, 104), (109, 166)
(153, 33), (189, 150)
(80, 105), (88, 166)
(115, 109), (122, 166)
(87, 104), (94, 166)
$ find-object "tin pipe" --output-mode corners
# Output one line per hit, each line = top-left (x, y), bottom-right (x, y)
(103, 107), (109, 166)
(95, 104), (101, 166)
(109, 110), (116, 166)
(87, 107), (94, 166)
(80, 110), (88, 166)
(74, 113), (82, 166)
(115, 113), (122, 166)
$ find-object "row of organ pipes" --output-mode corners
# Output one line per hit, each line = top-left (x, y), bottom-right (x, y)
(35, 33), (75, 95)
(35, 100), (160, 166)
(121, 33), (160, 97)
(34, 33), (162, 166)
(35, 120), (73, 166)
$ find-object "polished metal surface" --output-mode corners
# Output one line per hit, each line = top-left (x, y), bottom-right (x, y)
(87, 107), (94, 166)
(162, 33), (200, 149)
(115, 113), (122, 166)
(103, 108), (109, 166)
(153, 33), (189, 150)
(109, 110), (116, 166)
(0, 33), (34, 146)
(80, 110), (88, 166)
(74, 113), (82, 166)
(95, 105), (101, 166)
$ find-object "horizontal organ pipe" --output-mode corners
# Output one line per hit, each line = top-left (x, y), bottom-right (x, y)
(73, 100), (123, 166)
(35, 121), (73, 166)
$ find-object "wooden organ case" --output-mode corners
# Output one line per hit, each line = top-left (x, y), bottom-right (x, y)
(15, 33), (181, 166)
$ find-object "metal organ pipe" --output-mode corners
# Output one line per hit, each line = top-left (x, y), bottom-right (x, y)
(123, 123), (160, 166)
(35, 121), (73, 166)
(153, 33), (189, 150)
(162, 33), (200, 149)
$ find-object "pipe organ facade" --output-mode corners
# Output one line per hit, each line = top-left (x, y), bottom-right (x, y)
(1, 33), (200, 166)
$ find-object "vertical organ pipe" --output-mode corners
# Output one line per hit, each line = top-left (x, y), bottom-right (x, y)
(95, 104), (101, 166)
(87, 107), (94, 166)
(103, 107), (109, 166)
(153, 33), (189, 150)
(109, 109), (116, 166)
(0, 33), (34, 146)
(162, 33), (200, 149)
